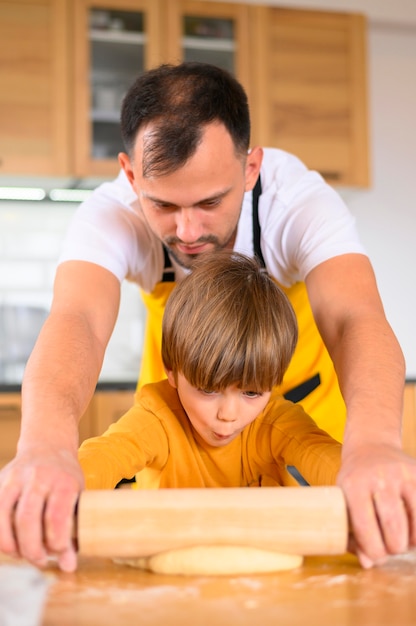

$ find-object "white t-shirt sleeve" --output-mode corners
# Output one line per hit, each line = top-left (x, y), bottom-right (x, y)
(58, 171), (163, 291)
(257, 149), (367, 286)
(59, 151), (366, 291)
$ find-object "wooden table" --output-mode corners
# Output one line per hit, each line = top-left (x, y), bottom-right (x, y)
(3, 551), (416, 626)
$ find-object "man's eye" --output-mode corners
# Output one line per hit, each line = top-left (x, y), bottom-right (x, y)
(200, 199), (220, 208)
(154, 203), (176, 210)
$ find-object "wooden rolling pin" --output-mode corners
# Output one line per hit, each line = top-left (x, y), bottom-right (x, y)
(76, 486), (348, 558)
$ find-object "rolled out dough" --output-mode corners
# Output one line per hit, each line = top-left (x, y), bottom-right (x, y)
(116, 545), (303, 576)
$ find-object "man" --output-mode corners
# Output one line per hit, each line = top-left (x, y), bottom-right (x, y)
(0, 63), (414, 572)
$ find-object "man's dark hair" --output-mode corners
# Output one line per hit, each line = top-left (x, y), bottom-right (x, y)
(120, 62), (251, 177)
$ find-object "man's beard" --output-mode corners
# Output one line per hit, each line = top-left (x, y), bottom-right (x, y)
(164, 232), (237, 270)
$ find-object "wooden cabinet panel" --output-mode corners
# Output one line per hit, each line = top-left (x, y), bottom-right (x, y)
(0, 389), (134, 466)
(0, 0), (70, 175)
(89, 389), (135, 437)
(0, 394), (21, 468)
(78, 389), (135, 444)
(248, 7), (369, 187)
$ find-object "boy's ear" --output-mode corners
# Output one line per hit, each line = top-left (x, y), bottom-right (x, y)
(165, 369), (177, 389)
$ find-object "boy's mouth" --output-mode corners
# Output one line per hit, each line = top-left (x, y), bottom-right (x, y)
(213, 432), (233, 441)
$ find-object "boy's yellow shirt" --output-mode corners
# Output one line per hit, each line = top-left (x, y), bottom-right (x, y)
(78, 380), (341, 490)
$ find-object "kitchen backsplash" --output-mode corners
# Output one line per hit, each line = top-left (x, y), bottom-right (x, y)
(0, 201), (145, 385)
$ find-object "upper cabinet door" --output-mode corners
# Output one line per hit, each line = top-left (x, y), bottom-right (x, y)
(0, 0), (70, 176)
(248, 7), (370, 187)
(72, 0), (165, 178)
(163, 1), (251, 105)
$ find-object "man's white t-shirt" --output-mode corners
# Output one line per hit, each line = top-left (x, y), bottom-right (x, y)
(59, 148), (366, 288)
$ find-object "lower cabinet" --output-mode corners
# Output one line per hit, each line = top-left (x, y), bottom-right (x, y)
(0, 389), (135, 468)
(0, 393), (21, 468)
(1, 384), (416, 469)
(78, 389), (135, 443)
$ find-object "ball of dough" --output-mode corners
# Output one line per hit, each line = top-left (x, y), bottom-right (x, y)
(116, 545), (303, 576)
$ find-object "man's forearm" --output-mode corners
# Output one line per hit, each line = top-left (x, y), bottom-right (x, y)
(333, 313), (405, 450)
(18, 313), (104, 453)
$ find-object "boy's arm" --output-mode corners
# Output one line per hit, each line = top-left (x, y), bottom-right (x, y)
(78, 407), (170, 489)
(266, 399), (342, 486)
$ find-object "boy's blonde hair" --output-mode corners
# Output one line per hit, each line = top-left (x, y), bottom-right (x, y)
(162, 251), (298, 392)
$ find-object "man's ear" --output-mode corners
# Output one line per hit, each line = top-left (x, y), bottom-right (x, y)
(118, 152), (135, 187)
(165, 369), (177, 389)
(244, 146), (263, 192)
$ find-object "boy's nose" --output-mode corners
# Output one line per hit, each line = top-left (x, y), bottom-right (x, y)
(217, 400), (238, 422)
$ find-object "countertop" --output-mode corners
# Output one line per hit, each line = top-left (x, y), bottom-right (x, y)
(0, 380), (137, 393)
(2, 552), (416, 626)
(2, 380), (416, 394)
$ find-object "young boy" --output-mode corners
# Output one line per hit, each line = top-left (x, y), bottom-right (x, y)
(78, 252), (341, 489)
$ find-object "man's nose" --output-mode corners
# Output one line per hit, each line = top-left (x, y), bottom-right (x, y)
(175, 208), (203, 242)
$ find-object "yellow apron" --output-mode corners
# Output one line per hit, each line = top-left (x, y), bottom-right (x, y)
(137, 176), (346, 444)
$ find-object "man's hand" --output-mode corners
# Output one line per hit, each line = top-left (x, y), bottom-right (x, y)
(0, 446), (84, 572)
(337, 443), (416, 568)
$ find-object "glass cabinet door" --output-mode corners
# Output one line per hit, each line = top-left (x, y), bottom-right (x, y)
(183, 15), (236, 74)
(73, 0), (163, 177)
(89, 8), (145, 162)
(165, 2), (251, 99)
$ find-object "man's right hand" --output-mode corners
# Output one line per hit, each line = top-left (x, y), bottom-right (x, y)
(0, 446), (84, 572)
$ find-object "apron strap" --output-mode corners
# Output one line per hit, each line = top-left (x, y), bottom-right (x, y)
(161, 245), (175, 283)
(283, 373), (321, 403)
(252, 176), (265, 267)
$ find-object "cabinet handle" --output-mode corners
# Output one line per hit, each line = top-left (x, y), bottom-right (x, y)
(319, 171), (341, 181)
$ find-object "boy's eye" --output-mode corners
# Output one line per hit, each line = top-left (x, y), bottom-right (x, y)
(243, 391), (262, 398)
(198, 389), (217, 396)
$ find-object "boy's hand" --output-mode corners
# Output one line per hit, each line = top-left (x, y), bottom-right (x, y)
(0, 446), (84, 572)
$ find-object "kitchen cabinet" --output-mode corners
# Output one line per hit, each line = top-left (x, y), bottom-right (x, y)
(78, 388), (135, 442)
(163, 1), (251, 101)
(72, 0), (165, 177)
(248, 7), (369, 186)
(0, 1), (369, 185)
(73, 0), (252, 177)
(0, 393), (21, 467)
(1, 384), (415, 469)
(0, 0), (71, 176)
(0, 389), (134, 468)
(74, 1), (369, 184)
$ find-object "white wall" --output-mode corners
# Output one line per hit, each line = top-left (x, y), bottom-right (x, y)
(0, 203), (145, 383)
(341, 20), (416, 377)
